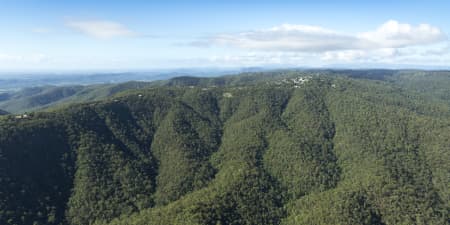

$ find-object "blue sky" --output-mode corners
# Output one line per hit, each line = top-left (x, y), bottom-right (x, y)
(0, 0), (449, 71)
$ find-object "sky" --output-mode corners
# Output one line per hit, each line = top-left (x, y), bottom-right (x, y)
(0, 0), (450, 71)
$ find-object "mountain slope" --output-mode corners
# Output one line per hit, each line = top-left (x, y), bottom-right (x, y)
(1, 69), (449, 114)
(0, 73), (448, 225)
(0, 82), (154, 113)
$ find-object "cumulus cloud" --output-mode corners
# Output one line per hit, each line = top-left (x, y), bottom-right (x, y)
(66, 20), (135, 39)
(358, 20), (446, 48)
(210, 24), (359, 52)
(188, 20), (449, 66)
(411, 43), (450, 57)
(196, 20), (446, 53)
(321, 48), (400, 62)
(208, 52), (307, 66)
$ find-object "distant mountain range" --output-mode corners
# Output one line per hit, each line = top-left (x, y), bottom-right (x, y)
(0, 69), (449, 113)
(0, 68), (269, 91)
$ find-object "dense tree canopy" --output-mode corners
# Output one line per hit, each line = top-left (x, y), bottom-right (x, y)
(0, 70), (449, 225)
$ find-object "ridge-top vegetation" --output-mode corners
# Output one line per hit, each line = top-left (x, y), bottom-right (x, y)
(0, 70), (449, 225)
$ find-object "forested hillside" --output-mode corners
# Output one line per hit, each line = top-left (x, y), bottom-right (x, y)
(0, 71), (449, 225)
(2, 69), (449, 114)
(0, 82), (154, 113)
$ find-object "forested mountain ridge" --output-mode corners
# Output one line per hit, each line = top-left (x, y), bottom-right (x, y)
(0, 72), (449, 225)
(0, 82), (154, 113)
(1, 69), (449, 114)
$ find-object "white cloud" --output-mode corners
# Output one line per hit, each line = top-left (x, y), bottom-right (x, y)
(209, 52), (300, 65)
(198, 20), (447, 53)
(66, 20), (135, 39)
(358, 20), (446, 48)
(209, 24), (358, 52)
(188, 20), (449, 66)
(321, 48), (400, 63)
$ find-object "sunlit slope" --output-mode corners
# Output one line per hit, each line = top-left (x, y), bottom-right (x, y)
(0, 75), (448, 225)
